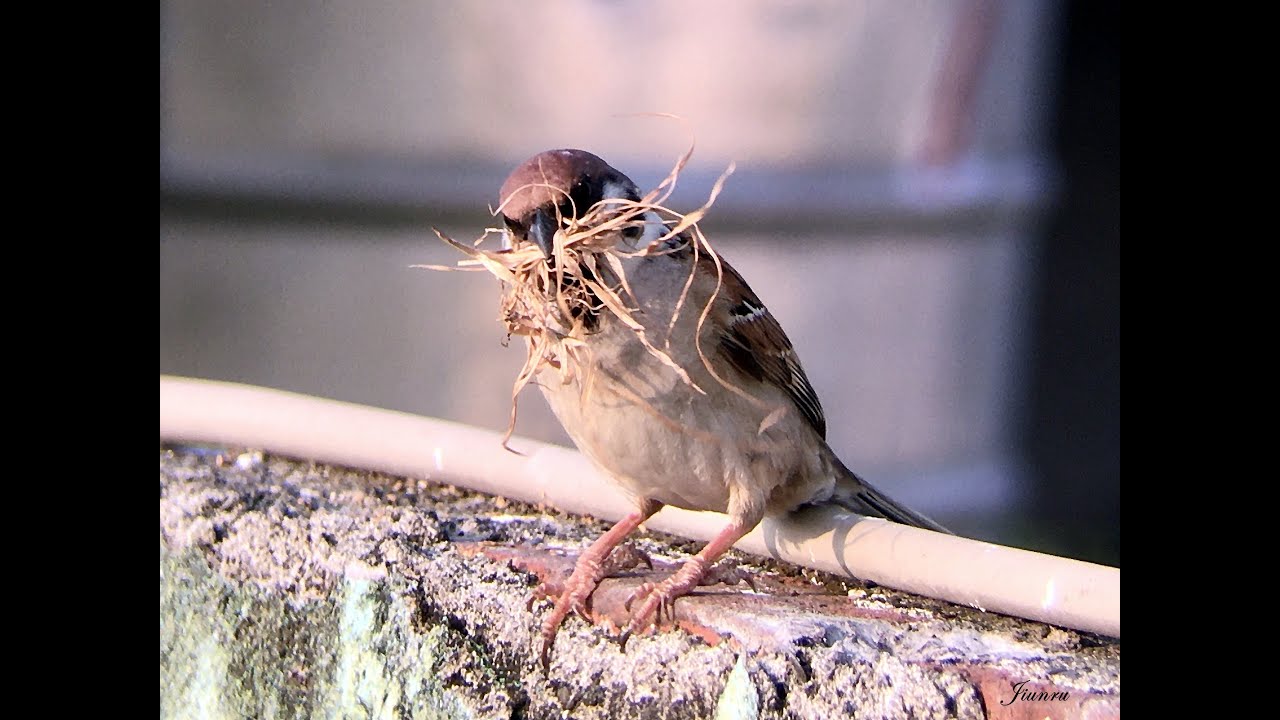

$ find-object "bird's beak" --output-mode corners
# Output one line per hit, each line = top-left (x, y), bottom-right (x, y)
(529, 207), (557, 259)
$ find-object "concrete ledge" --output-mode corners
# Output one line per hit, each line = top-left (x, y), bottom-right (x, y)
(160, 447), (1119, 719)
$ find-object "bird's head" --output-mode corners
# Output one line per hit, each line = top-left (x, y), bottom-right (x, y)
(497, 149), (659, 258)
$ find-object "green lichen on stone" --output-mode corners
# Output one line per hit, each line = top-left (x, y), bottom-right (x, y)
(160, 539), (239, 720)
(318, 578), (470, 719)
(160, 538), (474, 719)
(714, 654), (759, 720)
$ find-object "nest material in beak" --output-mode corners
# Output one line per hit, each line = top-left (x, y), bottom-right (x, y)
(419, 149), (741, 448)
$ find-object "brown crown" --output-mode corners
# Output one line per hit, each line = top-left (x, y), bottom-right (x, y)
(498, 149), (618, 221)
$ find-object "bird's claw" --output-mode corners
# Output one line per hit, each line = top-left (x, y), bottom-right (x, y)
(623, 581), (656, 612)
(526, 581), (553, 612)
(618, 578), (681, 649)
(535, 569), (603, 671)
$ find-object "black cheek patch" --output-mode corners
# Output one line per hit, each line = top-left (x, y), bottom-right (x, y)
(567, 178), (600, 220)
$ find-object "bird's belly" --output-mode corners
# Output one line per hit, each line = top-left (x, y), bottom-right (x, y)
(529, 273), (829, 517)
(537, 368), (735, 514)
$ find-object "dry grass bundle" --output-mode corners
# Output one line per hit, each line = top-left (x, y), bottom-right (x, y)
(418, 147), (739, 449)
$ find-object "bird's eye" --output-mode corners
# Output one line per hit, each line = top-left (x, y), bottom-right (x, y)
(621, 222), (642, 240)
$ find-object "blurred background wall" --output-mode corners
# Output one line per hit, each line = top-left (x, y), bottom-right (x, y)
(160, 1), (1119, 566)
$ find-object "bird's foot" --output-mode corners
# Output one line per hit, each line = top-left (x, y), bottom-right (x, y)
(532, 507), (662, 670)
(534, 541), (656, 668)
(619, 560), (707, 649)
(537, 562), (603, 670)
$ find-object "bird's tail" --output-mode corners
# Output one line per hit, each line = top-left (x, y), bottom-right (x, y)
(824, 454), (952, 534)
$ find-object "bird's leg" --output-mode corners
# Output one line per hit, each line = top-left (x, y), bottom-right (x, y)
(621, 516), (756, 647)
(538, 499), (661, 668)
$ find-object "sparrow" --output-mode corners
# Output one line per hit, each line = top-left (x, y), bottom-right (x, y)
(495, 149), (948, 666)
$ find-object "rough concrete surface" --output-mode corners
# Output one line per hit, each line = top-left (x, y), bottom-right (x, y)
(160, 447), (1119, 719)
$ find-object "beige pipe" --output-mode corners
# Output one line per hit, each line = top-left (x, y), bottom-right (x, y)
(160, 375), (1119, 638)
